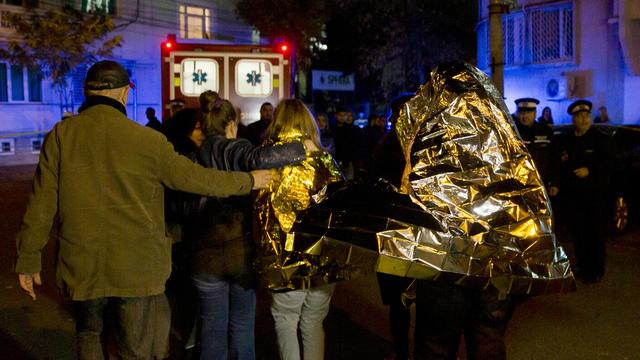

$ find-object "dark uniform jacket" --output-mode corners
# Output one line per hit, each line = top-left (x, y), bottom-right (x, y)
(553, 126), (612, 196)
(515, 120), (554, 183)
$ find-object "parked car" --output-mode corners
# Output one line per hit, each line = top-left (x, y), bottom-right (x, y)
(552, 123), (640, 234)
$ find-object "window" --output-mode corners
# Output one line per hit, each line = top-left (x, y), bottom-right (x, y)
(235, 60), (273, 97)
(31, 138), (42, 154)
(1, 10), (13, 28)
(0, 139), (15, 156)
(180, 59), (219, 96)
(251, 28), (261, 45)
(478, 2), (574, 68)
(0, 63), (43, 102)
(179, 5), (210, 39)
(503, 13), (525, 66)
(82, 0), (115, 14)
(0, 64), (7, 102)
(0, 1), (26, 5)
(10, 65), (23, 101)
(530, 4), (573, 63)
(476, 21), (489, 70)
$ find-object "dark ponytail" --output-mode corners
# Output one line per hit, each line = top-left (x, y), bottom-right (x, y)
(201, 99), (237, 136)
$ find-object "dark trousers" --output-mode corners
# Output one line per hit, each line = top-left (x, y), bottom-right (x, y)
(377, 273), (413, 360)
(413, 281), (513, 360)
(569, 196), (606, 280)
(73, 294), (170, 360)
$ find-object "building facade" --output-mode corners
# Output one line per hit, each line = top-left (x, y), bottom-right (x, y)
(477, 0), (640, 124)
(0, 0), (257, 165)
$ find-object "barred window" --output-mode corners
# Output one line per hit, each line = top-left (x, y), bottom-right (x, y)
(530, 4), (573, 63)
(476, 20), (489, 70)
(503, 13), (525, 65)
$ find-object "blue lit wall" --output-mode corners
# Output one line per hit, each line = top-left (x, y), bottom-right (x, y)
(478, 0), (640, 125)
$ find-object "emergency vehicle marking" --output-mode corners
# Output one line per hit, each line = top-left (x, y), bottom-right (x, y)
(247, 71), (261, 86)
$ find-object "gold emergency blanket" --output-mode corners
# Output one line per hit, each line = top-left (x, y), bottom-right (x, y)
(289, 62), (575, 295)
(254, 130), (344, 291)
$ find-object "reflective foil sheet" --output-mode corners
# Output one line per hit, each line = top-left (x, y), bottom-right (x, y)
(254, 130), (345, 291)
(290, 62), (575, 295)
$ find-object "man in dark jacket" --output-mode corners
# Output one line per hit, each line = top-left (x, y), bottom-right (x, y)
(244, 102), (274, 145)
(145, 107), (163, 133)
(550, 99), (612, 283)
(513, 97), (555, 184)
(333, 106), (364, 179)
(15, 60), (275, 359)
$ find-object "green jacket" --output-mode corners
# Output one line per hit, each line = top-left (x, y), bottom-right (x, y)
(15, 97), (253, 301)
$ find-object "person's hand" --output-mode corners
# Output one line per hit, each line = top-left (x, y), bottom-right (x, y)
(303, 139), (319, 154)
(549, 186), (559, 197)
(574, 167), (589, 178)
(250, 169), (278, 189)
(18, 273), (42, 300)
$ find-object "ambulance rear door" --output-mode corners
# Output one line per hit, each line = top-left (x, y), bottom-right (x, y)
(168, 51), (288, 125)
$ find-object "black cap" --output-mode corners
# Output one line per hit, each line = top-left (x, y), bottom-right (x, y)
(567, 100), (592, 115)
(84, 60), (132, 90)
(515, 97), (539, 110)
(170, 98), (186, 106)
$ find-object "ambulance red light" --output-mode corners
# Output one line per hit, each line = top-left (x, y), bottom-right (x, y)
(280, 44), (288, 52)
(165, 42), (173, 49)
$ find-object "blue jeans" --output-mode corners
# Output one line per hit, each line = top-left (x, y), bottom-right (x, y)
(192, 273), (256, 360)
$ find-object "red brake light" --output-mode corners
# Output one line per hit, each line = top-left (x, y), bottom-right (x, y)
(280, 44), (288, 52)
(165, 42), (173, 49)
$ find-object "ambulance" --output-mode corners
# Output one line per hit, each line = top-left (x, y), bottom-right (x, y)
(160, 34), (294, 124)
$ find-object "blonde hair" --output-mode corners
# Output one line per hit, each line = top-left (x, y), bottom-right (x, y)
(200, 99), (237, 136)
(266, 99), (322, 148)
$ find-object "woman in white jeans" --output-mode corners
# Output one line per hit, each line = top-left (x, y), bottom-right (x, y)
(271, 283), (336, 360)
(254, 99), (344, 360)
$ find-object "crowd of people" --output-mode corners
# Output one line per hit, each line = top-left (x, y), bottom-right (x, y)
(14, 59), (611, 360)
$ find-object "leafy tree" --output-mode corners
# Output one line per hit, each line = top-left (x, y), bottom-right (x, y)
(235, 1), (477, 108)
(323, 0), (477, 105)
(236, 0), (330, 70)
(0, 6), (122, 114)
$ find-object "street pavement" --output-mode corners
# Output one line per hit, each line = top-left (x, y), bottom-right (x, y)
(1, 164), (640, 359)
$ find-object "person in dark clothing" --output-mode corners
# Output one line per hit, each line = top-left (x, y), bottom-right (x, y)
(187, 99), (314, 360)
(145, 107), (163, 133)
(244, 102), (274, 145)
(537, 106), (554, 127)
(550, 100), (612, 284)
(332, 106), (364, 179)
(513, 98), (555, 185)
(363, 114), (387, 174)
(594, 105), (610, 123)
(413, 284), (514, 360)
(162, 108), (207, 356)
(316, 112), (336, 157)
(372, 93), (414, 360)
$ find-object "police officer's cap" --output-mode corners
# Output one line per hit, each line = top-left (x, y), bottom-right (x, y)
(515, 98), (539, 111)
(567, 99), (592, 115)
(84, 60), (133, 90)
(169, 98), (186, 106)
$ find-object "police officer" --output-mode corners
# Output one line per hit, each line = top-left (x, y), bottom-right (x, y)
(513, 98), (554, 183)
(550, 100), (611, 283)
